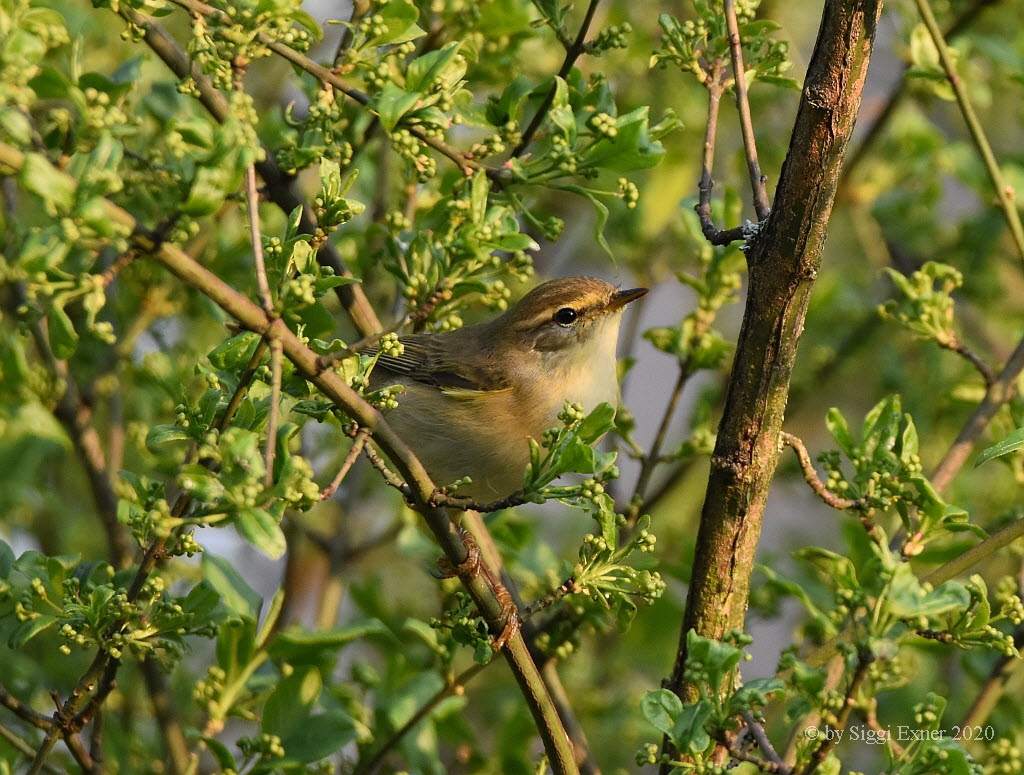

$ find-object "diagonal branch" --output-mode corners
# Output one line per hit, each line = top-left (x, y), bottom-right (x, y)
(119, 6), (382, 338)
(842, 0), (1000, 185)
(511, 0), (602, 158)
(0, 140), (580, 775)
(913, 0), (1024, 264)
(930, 333), (1024, 492)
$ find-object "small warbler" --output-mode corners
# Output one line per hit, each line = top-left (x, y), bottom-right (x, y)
(370, 276), (647, 500)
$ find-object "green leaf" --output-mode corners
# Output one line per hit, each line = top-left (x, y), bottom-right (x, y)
(201, 737), (237, 771)
(370, 0), (424, 45)
(976, 426), (1024, 467)
(8, 614), (57, 648)
(685, 629), (742, 691)
(20, 152), (75, 213)
(0, 107), (32, 144)
(292, 399), (336, 422)
(271, 711), (359, 766)
(551, 184), (613, 259)
(640, 689), (682, 735)
(47, 305), (78, 359)
(267, 620), (390, 663)
(576, 402), (616, 443)
(376, 82), (422, 132)
(582, 106), (665, 172)
(203, 553), (263, 620)
(263, 666), (322, 739)
(235, 508), (286, 559)
(405, 42), (463, 93)
(887, 563), (969, 619)
(145, 424), (191, 451)
(208, 333), (262, 370)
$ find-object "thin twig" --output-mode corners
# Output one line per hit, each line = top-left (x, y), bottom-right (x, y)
(18, 294), (132, 568)
(523, 577), (579, 618)
(302, 521), (404, 564)
(332, 0), (369, 65)
(931, 333), (1024, 492)
(244, 164), (274, 315)
(0, 723), (66, 775)
(0, 685), (53, 729)
(780, 433), (859, 510)
(362, 443), (410, 493)
(141, 658), (191, 775)
(695, 64), (747, 245)
(264, 337), (283, 486)
(958, 625), (1024, 729)
(356, 663), (487, 775)
(913, 0), (1024, 264)
(742, 712), (792, 775)
(512, 0), (602, 158)
(802, 649), (872, 775)
(943, 337), (995, 387)
(320, 426), (371, 499)
(87, 706), (104, 772)
(625, 361), (694, 523)
(62, 728), (96, 774)
(360, 443), (533, 513)
(724, 0), (771, 219)
(924, 515), (1024, 587)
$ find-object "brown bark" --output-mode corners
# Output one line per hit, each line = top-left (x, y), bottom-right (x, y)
(665, 0), (885, 701)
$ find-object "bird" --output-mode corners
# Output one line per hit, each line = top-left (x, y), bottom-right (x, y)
(369, 276), (647, 500)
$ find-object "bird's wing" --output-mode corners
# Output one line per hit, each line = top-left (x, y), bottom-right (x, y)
(370, 333), (510, 393)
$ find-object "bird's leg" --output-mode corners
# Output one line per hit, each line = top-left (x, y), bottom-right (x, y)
(434, 525), (520, 651)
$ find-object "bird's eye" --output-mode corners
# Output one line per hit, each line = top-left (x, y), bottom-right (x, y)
(553, 307), (579, 326)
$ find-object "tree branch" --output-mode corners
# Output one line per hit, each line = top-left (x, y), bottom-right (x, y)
(625, 361), (694, 523)
(320, 426), (372, 499)
(800, 649), (871, 775)
(930, 333), (1024, 492)
(664, 0), (884, 714)
(841, 0), (998, 185)
(913, 0), (1024, 264)
(724, 0), (771, 219)
(355, 663), (488, 775)
(0, 141), (580, 775)
(511, 0), (602, 158)
(781, 432), (861, 510)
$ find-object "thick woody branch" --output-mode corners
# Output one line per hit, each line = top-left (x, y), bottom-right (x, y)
(665, 0), (883, 717)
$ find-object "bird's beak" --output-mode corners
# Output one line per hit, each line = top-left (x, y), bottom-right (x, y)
(605, 287), (648, 312)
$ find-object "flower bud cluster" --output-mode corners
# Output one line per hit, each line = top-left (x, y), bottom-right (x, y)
(590, 22), (633, 54)
(238, 733), (286, 760)
(995, 576), (1024, 625)
(389, 129), (436, 182)
(986, 738), (1023, 775)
